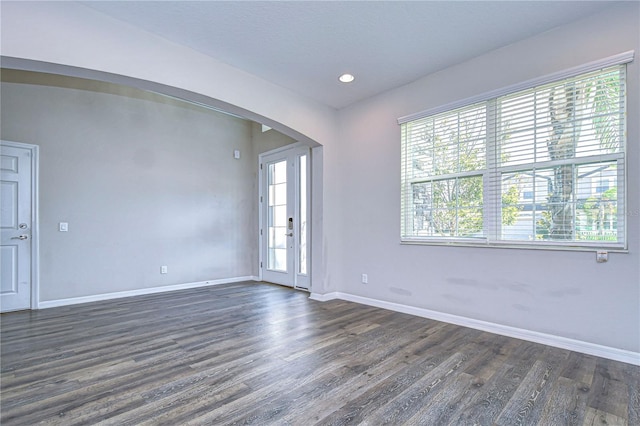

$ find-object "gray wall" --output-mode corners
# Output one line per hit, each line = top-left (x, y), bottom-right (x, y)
(332, 3), (639, 353)
(1, 70), (293, 301)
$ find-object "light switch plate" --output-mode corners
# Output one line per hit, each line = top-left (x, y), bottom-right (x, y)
(59, 222), (68, 232)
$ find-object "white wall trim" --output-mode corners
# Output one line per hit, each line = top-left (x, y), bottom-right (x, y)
(316, 291), (639, 366)
(259, 141), (311, 157)
(32, 281), (640, 364)
(309, 292), (340, 302)
(38, 276), (257, 309)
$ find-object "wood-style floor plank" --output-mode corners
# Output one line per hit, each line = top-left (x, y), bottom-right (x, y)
(1, 282), (638, 425)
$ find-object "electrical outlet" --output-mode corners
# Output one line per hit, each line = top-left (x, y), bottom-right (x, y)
(596, 251), (608, 263)
(361, 273), (368, 284)
(161, 265), (168, 274)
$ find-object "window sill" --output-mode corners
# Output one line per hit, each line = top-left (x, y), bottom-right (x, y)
(400, 238), (628, 253)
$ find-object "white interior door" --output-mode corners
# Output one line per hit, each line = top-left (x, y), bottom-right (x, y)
(1, 142), (34, 312)
(260, 145), (310, 290)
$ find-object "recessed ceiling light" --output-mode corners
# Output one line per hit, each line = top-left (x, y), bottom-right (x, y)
(339, 73), (355, 83)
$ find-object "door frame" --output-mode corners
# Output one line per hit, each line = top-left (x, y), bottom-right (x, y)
(258, 142), (311, 291)
(1, 140), (40, 310)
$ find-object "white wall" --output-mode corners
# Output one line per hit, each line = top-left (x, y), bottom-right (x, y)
(0, 71), (291, 301)
(333, 3), (640, 353)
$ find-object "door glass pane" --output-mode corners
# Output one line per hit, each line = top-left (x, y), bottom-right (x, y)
(298, 155), (307, 275)
(268, 248), (287, 271)
(267, 160), (287, 272)
(274, 205), (287, 227)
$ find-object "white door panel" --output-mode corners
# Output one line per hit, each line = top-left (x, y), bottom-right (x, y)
(260, 146), (310, 290)
(1, 143), (33, 312)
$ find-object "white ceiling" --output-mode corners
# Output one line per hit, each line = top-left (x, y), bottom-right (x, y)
(80, 1), (621, 110)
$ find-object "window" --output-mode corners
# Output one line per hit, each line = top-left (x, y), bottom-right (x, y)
(401, 63), (628, 249)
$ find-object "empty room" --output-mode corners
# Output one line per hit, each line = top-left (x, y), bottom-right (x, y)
(1, 1), (639, 425)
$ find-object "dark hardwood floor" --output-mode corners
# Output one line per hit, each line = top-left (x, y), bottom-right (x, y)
(1, 282), (638, 425)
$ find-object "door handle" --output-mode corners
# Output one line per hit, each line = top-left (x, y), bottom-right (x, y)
(12, 235), (28, 240)
(285, 232), (293, 237)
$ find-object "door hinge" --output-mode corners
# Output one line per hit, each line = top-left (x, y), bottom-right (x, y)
(260, 163), (263, 170)
(260, 196), (263, 203)
(260, 261), (263, 268)
(260, 229), (263, 236)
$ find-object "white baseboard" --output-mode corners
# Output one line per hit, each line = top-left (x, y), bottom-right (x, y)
(312, 291), (640, 366)
(38, 276), (258, 309)
(37, 281), (638, 366)
(309, 292), (340, 302)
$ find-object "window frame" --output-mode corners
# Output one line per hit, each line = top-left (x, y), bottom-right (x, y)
(399, 52), (633, 251)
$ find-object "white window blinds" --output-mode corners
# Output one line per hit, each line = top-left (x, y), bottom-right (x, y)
(401, 62), (628, 249)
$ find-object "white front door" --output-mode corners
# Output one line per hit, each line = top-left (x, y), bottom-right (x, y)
(260, 145), (310, 290)
(1, 142), (35, 312)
